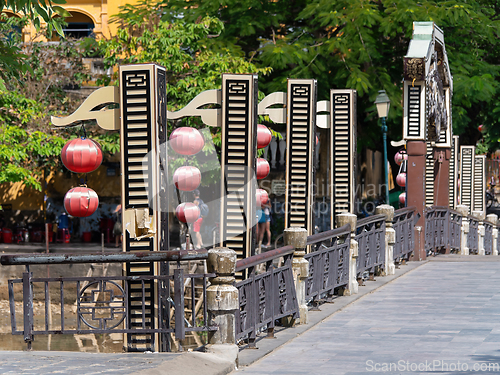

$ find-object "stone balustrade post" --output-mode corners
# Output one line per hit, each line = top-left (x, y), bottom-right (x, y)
(206, 247), (239, 364)
(472, 211), (486, 255)
(487, 214), (498, 256)
(456, 205), (469, 255)
(376, 205), (395, 276)
(337, 213), (358, 295)
(284, 227), (309, 325)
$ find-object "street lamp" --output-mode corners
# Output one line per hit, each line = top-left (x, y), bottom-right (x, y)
(375, 90), (391, 204)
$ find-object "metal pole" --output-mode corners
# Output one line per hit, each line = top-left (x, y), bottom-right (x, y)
(381, 117), (389, 204)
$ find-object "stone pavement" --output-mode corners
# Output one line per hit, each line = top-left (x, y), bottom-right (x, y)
(234, 259), (500, 375)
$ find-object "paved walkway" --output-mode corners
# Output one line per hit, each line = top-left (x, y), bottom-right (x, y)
(235, 260), (500, 375)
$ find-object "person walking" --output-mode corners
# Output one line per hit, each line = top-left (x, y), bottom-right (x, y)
(192, 190), (204, 249)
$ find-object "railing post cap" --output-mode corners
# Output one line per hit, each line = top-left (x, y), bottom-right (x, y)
(336, 213), (357, 232)
(487, 213), (498, 225)
(455, 205), (469, 217)
(472, 210), (485, 221)
(284, 227), (307, 249)
(207, 247), (237, 275)
(375, 204), (394, 221)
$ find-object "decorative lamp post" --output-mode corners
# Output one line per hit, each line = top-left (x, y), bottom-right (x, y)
(375, 90), (391, 204)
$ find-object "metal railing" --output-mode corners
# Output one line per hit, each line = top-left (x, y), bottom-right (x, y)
(449, 209), (462, 251)
(484, 220), (494, 255)
(393, 206), (416, 260)
(235, 245), (299, 347)
(1, 250), (215, 352)
(424, 207), (461, 253)
(304, 225), (351, 304)
(355, 215), (386, 277)
(468, 215), (480, 254)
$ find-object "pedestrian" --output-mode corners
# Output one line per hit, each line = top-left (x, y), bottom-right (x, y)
(113, 204), (122, 248)
(263, 198), (272, 247)
(192, 189), (204, 249)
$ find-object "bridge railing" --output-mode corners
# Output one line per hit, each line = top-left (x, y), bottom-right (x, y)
(355, 215), (386, 277)
(393, 206), (416, 261)
(424, 206), (461, 254)
(468, 215), (480, 254)
(0, 250), (215, 352)
(234, 245), (298, 347)
(484, 219), (494, 255)
(304, 225), (351, 304)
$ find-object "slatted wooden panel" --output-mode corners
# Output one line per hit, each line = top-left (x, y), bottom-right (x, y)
(120, 64), (164, 352)
(473, 155), (486, 212)
(285, 79), (317, 237)
(425, 142), (434, 207)
(220, 74), (258, 266)
(330, 89), (356, 228)
(460, 146), (475, 210)
(449, 135), (459, 209)
(403, 81), (425, 140)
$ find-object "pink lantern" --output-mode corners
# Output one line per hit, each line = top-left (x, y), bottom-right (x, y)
(64, 187), (99, 217)
(175, 202), (200, 223)
(257, 124), (272, 149)
(173, 166), (201, 191)
(478, 124), (484, 132)
(256, 188), (269, 207)
(256, 158), (270, 180)
(396, 172), (406, 188)
(170, 127), (204, 155)
(399, 192), (406, 205)
(394, 149), (407, 166)
(61, 138), (103, 174)
(316, 135), (319, 146)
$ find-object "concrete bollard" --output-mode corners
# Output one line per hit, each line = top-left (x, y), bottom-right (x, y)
(472, 211), (485, 255)
(337, 213), (358, 295)
(284, 227), (309, 325)
(376, 205), (395, 276)
(206, 247), (239, 365)
(487, 214), (498, 256)
(456, 205), (469, 255)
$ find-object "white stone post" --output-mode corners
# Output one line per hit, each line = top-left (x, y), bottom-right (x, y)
(487, 214), (498, 256)
(206, 247), (239, 365)
(376, 205), (395, 276)
(456, 205), (469, 255)
(284, 227), (309, 325)
(337, 213), (358, 295)
(473, 211), (485, 255)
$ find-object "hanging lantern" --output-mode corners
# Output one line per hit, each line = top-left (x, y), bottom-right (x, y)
(61, 138), (103, 174)
(396, 172), (407, 188)
(399, 192), (406, 205)
(169, 127), (204, 155)
(175, 202), (200, 223)
(394, 149), (407, 166)
(256, 188), (269, 207)
(64, 187), (99, 217)
(316, 135), (319, 146)
(257, 124), (272, 149)
(173, 166), (201, 191)
(478, 124), (484, 132)
(256, 158), (270, 180)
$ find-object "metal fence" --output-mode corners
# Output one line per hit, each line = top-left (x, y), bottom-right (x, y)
(1, 250), (215, 352)
(484, 220), (494, 255)
(235, 245), (299, 347)
(424, 207), (461, 253)
(468, 215), (480, 254)
(355, 215), (386, 277)
(393, 207), (416, 261)
(304, 225), (351, 304)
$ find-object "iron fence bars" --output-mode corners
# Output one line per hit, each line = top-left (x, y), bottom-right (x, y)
(468, 215), (480, 254)
(2, 250), (215, 352)
(304, 225), (351, 304)
(484, 220), (494, 255)
(449, 209), (462, 252)
(235, 245), (298, 347)
(355, 215), (386, 277)
(393, 207), (416, 260)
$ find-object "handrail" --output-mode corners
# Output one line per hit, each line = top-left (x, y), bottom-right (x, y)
(394, 206), (416, 217)
(357, 214), (386, 227)
(235, 245), (294, 272)
(306, 224), (350, 245)
(0, 249), (208, 266)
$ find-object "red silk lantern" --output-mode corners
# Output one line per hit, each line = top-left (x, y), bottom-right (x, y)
(256, 158), (270, 180)
(396, 172), (407, 188)
(64, 187), (99, 217)
(175, 202), (200, 223)
(61, 138), (103, 174)
(170, 127), (204, 155)
(394, 149), (407, 166)
(399, 192), (406, 205)
(256, 188), (269, 207)
(173, 166), (201, 191)
(257, 124), (272, 149)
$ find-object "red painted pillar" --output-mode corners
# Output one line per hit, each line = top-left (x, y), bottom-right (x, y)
(407, 141), (426, 260)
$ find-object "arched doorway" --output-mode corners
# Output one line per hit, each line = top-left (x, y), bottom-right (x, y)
(63, 11), (94, 39)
